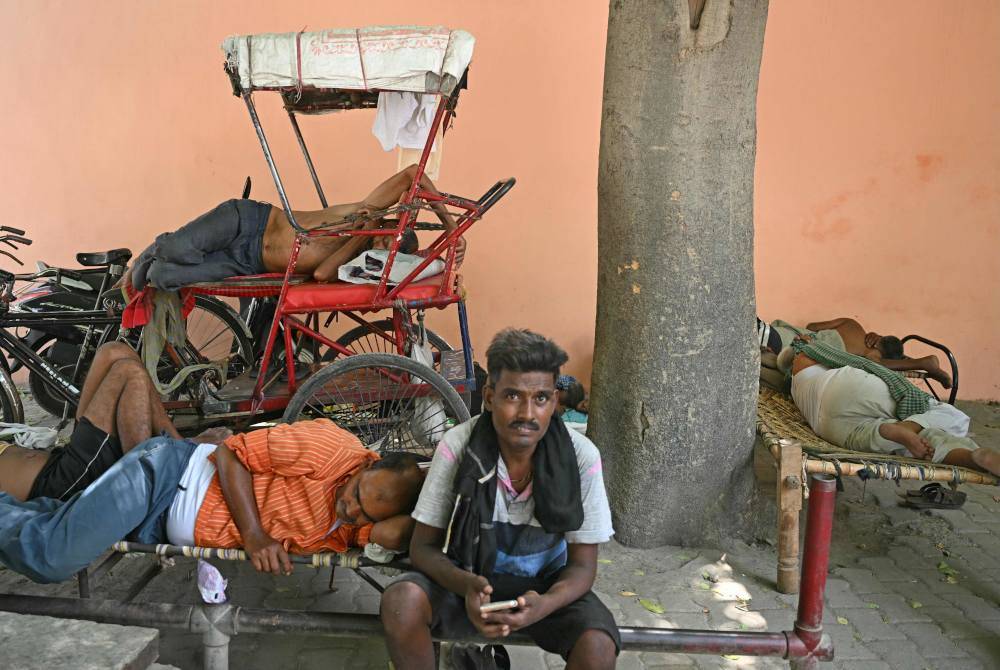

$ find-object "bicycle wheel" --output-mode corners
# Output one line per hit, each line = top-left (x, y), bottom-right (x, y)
(282, 353), (470, 458)
(28, 340), (83, 418)
(184, 296), (254, 380)
(0, 362), (23, 423)
(325, 320), (452, 361)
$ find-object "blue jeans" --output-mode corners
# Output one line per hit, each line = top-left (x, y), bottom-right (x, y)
(0, 436), (196, 583)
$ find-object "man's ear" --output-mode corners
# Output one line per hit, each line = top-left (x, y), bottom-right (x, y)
(483, 383), (494, 412)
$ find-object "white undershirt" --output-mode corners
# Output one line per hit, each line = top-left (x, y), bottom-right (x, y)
(165, 443), (219, 546)
(790, 364), (836, 431)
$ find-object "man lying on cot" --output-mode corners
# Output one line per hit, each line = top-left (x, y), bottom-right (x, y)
(758, 316), (952, 387)
(778, 335), (1000, 476)
(0, 414), (425, 583)
(381, 329), (620, 669)
(122, 164), (465, 292)
(0, 342), (229, 502)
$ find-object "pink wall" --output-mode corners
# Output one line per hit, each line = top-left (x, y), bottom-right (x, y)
(0, 2), (996, 398)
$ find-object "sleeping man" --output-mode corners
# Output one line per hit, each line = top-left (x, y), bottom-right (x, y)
(779, 336), (1000, 476)
(0, 418), (424, 583)
(124, 164), (464, 291)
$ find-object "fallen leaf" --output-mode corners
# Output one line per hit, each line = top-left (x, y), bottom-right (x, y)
(910, 601), (923, 609)
(597, 559), (613, 565)
(638, 598), (665, 615)
(699, 582), (712, 590)
(866, 602), (879, 609)
(946, 575), (959, 584)
(993, 495), (1000, 504)
(937, 561), (959, 578)
(274, 587), (291, 593)
(619, 591), (637, 597)
(702, 608), (710, 614)
(722, 655), (741, 660)
(836, 616), (849, 625)
(633, 569), (645, 576)
(935, 543), (946, 550)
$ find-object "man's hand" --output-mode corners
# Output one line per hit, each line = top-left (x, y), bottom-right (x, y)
(464, 576), (510, 638)
(483, 590), (551, 632)
(454, 237), (467, 267)
(243, 528), (292, 576)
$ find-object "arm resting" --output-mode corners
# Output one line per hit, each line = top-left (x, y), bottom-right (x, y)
(370, 514), (416, 551)
(409, 521), (481, 597)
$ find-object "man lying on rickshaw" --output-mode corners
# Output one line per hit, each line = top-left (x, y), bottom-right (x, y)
(124, 164), (465, 292)
(0, 344), (426, 583)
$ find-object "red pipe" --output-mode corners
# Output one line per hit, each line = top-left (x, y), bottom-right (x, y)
(790, 474), (837, 667)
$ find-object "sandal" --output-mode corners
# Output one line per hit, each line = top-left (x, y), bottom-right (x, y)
(898, 483), (966, 510)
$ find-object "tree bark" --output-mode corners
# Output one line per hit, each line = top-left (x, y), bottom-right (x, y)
(591, 0), (769, 547)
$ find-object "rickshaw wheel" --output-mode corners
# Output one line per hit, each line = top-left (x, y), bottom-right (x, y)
(282, 352), (470, 458)
(323, 319), (451, 361)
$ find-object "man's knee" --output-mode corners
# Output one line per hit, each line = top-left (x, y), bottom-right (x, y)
(380, 581), (432, 633)
(94, 342), (140, 366)
(570, 629), (617, 667)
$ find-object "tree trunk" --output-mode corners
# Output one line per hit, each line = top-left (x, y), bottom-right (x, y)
(591, 0), (769, 547)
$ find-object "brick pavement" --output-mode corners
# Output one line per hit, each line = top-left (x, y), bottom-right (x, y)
(0, 393), (998, 667)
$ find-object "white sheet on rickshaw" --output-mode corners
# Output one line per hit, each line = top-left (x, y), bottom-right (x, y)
(222, 25), (474, 96)
(337, 249), (444, 286)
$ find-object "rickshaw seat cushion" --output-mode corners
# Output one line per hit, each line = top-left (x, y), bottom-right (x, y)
(282, 277), (449, 311)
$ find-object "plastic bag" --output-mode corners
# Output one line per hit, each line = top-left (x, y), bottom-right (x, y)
(410, 336), (447, 447)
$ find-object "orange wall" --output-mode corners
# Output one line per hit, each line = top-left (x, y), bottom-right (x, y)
(0, 2), (997, 398)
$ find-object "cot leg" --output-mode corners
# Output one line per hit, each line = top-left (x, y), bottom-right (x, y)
(777, 439), (804, 594)
(76, 568), (90, 599)
(203, 623), (230, 670)
(328, 566), (338, 592)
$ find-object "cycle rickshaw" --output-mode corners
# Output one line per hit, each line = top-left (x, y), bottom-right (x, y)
(161, 25), (515, 453)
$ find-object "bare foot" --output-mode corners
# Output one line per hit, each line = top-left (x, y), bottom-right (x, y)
(971, 448), (1000, 476)
(879, 422), (935, 460)
(927, 366), (952, 389)
(193, 426), (233, 445)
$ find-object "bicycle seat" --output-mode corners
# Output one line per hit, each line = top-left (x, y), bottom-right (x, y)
(76, 248), (132, 267)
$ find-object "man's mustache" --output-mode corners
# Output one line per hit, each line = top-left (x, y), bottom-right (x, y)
(509, 421), (540, 431)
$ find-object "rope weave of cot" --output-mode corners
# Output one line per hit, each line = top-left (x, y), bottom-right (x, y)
(756, 388), (998, 486)
(111, 541), (362, 568)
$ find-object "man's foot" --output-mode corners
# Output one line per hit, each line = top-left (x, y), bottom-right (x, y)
(927, 366), (952, 389)
(879, 422), (935, 460)
(971, 448), (1000, 476)
(192, 426), (233, 445)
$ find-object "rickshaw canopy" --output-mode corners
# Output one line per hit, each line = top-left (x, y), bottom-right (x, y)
(222, 25), (474, 97)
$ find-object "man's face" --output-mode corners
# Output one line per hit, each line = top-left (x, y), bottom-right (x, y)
(484, 369), (559, 452)
(371, 234), (392, 251)
(865, 332), (882, 351)
(334, 468), (405, 525)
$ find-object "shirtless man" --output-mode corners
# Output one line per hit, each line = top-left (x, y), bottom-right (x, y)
(127, 165), (463, 292)
(803, 317), (952, 388)
(0, 342), (227, 501)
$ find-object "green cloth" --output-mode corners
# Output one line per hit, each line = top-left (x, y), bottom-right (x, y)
(792, 339), (930, 420)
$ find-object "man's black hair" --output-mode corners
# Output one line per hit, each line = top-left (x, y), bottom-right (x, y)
(369, 451), (428, 511)
(879, 335), (905, 360)
(485, 328), (569, 384)
(562, 381), (585, 409)
(366, 227), (418, 254)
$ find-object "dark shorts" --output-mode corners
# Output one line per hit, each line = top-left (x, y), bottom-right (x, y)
(393, 571), (621, 660)
(28, 417), (124, 501)
(132, 199), (273, 291)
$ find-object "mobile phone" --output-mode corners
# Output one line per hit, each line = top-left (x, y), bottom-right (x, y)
(479, 599), (519, 613)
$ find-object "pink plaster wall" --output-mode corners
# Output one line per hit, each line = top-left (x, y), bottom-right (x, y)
(0, 2), (996, 398)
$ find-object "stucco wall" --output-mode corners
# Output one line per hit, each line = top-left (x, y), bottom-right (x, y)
(0, 1), (996, 398)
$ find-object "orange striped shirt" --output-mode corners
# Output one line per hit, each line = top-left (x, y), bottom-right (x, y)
(193, 418), (379, 554)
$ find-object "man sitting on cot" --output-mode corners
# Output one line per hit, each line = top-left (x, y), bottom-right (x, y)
(381, 329), (619, 670)
(758, 316), (952, 387)
(0, 342), (229, 502)
(0, 416), (425, 583)
(778, 335), (1000, 476)
(123, 164), (465, 292)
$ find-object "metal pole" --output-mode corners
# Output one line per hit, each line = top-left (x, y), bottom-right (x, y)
(790, 473), (837, 668)
(287, 111), (328, 207)
(201, 605), (232, 670)
(242, 92), (305, 232)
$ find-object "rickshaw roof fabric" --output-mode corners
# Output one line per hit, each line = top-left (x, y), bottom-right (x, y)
(223, 25), (474, 96)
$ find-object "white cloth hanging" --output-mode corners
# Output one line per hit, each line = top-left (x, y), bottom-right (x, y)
(372, 92), (440, 151)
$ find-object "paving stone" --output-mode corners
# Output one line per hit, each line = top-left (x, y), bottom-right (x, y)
(829, 567), (893, 594)
(886, 578), (951, 607)
(948, 545), (997, 572)
(896, 622), (970, 659)
(891, 535), (946, 558)
(908, 567), (969, 594)
(864, 593), (933, 623)
(857, 556), (911, 580)
(822, 623), (880, 661)
(959, 501), (996, 523)
(925, 658), (986, 670)
(917, 606), (999, 639)
(748, 608), (795, 631)
(640, 651), (695, 666)
(867, 639), (930, 668)
(939, 592), (1000, 620)
(0, 612), (159, 670)
(832, 662), (892, 670)
(928, 509), (991, 534)
(832, 607), (906, 642)
(959, 636), (1000, 667)
(821, 577), (867, 609)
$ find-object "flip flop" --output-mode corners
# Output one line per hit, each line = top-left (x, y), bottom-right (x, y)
(898, 483), (966, 510)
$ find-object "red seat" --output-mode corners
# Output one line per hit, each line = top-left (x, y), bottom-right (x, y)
(281, 276), (453, 311)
